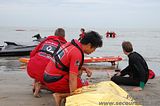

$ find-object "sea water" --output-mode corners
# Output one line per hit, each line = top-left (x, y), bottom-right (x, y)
(0, 26), (160, 79)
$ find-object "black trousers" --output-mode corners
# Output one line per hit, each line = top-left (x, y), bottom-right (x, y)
(111, 76), (140, 86)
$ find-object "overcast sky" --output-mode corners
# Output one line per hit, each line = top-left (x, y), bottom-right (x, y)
(0, 0), (160, 28)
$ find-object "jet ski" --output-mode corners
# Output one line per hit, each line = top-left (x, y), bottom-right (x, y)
(0, 34), (45, 57)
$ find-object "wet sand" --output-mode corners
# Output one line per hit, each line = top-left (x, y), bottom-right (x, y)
(121, 77), (160, 106)
(0, 70), (160, 106)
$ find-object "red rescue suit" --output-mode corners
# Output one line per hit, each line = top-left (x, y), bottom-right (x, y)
(44, 39), (88, 93)
(27, 36), (67, 83)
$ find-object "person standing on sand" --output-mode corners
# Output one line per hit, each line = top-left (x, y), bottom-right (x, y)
(27, 28), (67, 97)
(111, 41), (149, 91)
(43, 31), (103, 106)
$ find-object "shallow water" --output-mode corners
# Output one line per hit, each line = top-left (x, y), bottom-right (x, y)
(0, 27), (160, 80)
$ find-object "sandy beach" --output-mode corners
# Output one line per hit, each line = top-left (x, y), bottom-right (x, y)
(0, 70), (160, 106)
(122, 77), (160, 106)
(0, 71), (54, 106)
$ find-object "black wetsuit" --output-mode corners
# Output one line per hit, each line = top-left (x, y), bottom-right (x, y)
(111, 52), (149, 86)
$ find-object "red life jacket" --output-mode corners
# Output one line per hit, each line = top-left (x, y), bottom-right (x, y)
(80, 32), (85, 39)
(54, 39), (84, 72)
(106, 31), (110, 37)
(30, 36), (66, 57)
(44, 39), (84, 83)
(27, 35), (67, 82)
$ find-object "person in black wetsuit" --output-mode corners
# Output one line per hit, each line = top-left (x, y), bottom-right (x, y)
(111, 41), (149, 91)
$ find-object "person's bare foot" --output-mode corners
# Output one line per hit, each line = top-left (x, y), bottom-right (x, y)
(53, 93), (61, 106)
(33, 82), (41, 98)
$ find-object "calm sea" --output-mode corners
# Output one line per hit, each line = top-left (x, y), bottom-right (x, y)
(0, 26), (160, 80)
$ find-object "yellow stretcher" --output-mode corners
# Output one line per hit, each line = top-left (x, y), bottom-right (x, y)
(66, 81), (141, 106)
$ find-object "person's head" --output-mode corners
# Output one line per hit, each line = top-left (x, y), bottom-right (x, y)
(122, 41), (133, 55)
(80, 31), (103, 54)
(54, 28), (65, 37)
(80, 28), (85, 32)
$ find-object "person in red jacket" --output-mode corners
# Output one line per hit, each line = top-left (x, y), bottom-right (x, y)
(112, 32), (116, 38)
(106, 31), (110, 38)
(44, 31), (103, 106)
(78, 28), (85, 41)
(106, 31), (116, 38)
(27, 28), (67, 97)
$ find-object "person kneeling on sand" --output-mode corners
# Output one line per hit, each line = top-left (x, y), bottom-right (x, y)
(43, 31), (103, 106)
(111, 41), (149, 91)
(27, 28), (67, 97)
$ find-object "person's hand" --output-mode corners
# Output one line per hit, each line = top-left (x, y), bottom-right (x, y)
(132, 87), (142, 91)
(86, 70), (92, 77)
(80, 67), (92, 77)
(85, 67), (92, 77)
